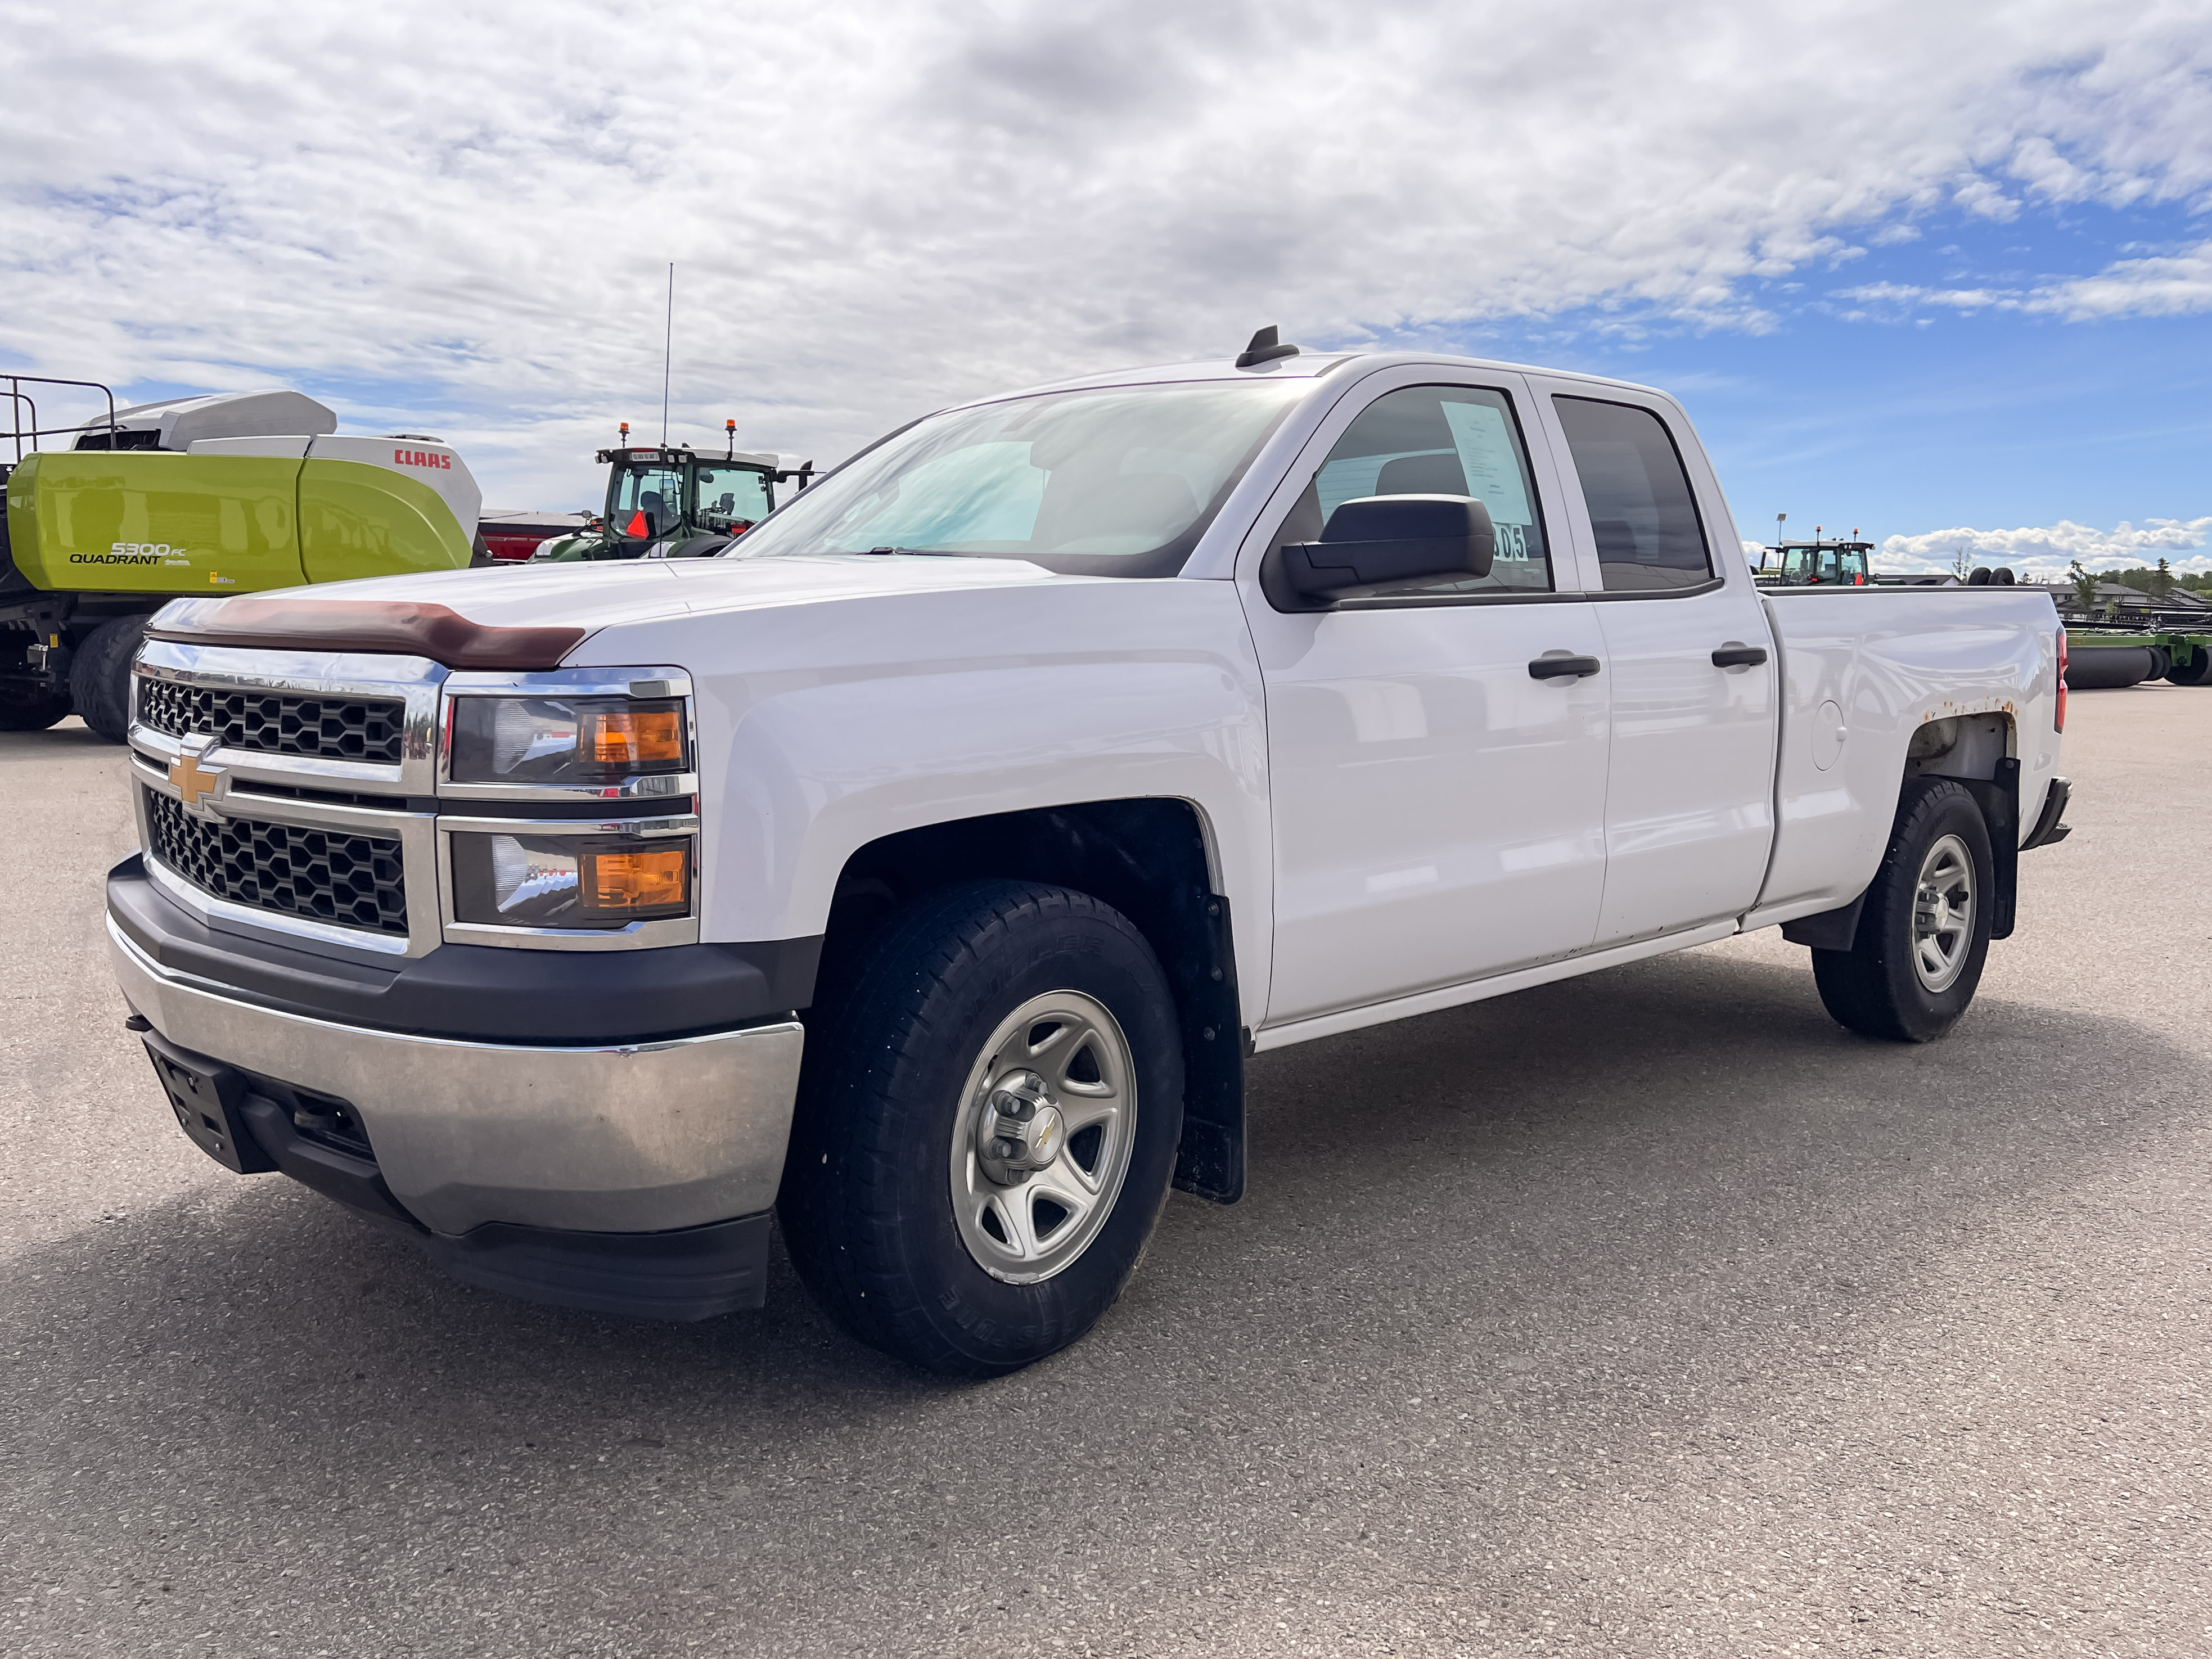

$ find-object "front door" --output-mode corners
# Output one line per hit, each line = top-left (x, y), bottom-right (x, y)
(1243, 375), (1613, 1028)
(1537, 386), (1777, 945)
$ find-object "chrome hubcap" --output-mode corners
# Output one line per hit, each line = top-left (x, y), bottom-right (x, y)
(1911, 832), (1975, 993)
(949, 990), (1136, 1284)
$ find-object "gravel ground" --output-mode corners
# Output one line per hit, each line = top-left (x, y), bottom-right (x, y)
(3, 684), (2206, 1658)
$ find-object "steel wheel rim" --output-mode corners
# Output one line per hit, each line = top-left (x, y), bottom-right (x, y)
(1911, 832), (1975, 993)
(948, 989), (1137, 1285)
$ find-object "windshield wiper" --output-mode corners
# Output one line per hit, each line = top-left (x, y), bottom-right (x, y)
(862, 545), (963, 557)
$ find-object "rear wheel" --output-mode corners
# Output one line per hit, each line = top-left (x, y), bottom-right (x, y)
(1812, 777), (1994, 1043)
(0, 682), (73, 731)
(778, 880), (1184, 1375)
(68, 614), (150, 743)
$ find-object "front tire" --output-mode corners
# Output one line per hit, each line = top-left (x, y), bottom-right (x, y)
(779, 880), (1184, 1376)
(1812, 777), (1995, 1043)
(69, 614), (150, 743)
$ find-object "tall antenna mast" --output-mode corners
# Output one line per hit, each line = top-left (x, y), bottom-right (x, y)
(661, 263), (675, 445)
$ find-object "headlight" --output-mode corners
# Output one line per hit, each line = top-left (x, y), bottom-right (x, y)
(451, 832), (693, 928)
(450, 696), (688, 786)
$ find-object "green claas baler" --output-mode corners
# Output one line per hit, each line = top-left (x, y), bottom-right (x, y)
(2, 378), (488, 740)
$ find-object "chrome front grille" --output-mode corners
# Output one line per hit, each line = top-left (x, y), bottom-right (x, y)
(137, 677), (406, 765)
(129, 641), (701, 960)
(145, 791), (408, 936)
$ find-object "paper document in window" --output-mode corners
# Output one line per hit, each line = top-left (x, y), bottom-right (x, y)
(1441, 403), (1535, 556)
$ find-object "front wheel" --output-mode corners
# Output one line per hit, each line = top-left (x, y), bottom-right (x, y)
(1812, 777), (1995, 1043)
(778, 880), (1184, 1375)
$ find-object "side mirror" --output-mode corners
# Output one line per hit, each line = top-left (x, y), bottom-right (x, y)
(1269, 494), (1495, 606)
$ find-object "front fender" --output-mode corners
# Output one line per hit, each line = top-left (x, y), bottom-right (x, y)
(576, 576), (1276, 1019)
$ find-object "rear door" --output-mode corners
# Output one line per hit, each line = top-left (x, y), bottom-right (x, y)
(1529, 382), (1778, 945)
(1240, 368), (1612, 1028)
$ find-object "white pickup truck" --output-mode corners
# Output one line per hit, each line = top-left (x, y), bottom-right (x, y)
(107, 341), (2072, 1374)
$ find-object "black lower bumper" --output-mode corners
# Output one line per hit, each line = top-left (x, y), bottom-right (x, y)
(139, 1023), (772, 1322)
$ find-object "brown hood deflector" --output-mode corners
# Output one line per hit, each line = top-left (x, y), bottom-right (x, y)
(146, 598), (588, 670)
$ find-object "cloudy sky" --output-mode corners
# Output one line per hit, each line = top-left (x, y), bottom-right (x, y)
(3, 0), (2208, 575)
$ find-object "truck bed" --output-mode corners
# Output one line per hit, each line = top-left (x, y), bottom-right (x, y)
(1752, 585), (2063, 928)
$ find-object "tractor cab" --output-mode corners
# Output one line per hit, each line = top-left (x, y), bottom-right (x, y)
(1759, 538), (1873, 587)
(538, 429), (814, 562)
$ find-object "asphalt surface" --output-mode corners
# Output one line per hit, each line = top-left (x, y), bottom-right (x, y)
(4, 685), (2208, 1658)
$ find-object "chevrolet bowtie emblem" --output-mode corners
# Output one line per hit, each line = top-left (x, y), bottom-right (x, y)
(168, 749), (223, 814)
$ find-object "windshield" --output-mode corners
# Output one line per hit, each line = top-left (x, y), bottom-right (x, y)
(609, 465), (684, 539)
(695, 465), (772, 533)
(724, 380), (1310, 578)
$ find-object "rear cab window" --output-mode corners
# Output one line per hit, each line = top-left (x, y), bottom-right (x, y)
(1552, 396), (1713, 592)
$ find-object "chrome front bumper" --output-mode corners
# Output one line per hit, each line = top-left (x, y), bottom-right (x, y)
(109, 917), (805, 1237)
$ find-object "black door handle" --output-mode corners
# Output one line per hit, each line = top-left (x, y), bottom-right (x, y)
(1711, 645), (1769, 668)
(1529, 654), (1602, 680)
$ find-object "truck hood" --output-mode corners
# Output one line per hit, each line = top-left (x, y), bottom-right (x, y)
(296, 552), (1078, 632)
(146, 553), (1097, 668)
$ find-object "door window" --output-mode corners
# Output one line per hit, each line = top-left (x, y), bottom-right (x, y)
(1294, 385), (1551, 596)
(1552, 397), (1712, 591)
(609, 466), (684, 539)
(694, 465), (773, 532)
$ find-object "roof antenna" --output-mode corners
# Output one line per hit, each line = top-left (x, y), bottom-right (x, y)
(1235, 324), (1300, 368)
(660, 262), (675, 445)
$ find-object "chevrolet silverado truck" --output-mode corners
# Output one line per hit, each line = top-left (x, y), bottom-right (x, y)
(105, 341), (2072, 1375)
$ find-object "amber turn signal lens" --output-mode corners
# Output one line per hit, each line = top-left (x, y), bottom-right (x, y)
(588, 846), (690, 912)
(589, 707), (685, 768)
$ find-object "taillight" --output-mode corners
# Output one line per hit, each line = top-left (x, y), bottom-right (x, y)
(2055, 628), (2068, 732)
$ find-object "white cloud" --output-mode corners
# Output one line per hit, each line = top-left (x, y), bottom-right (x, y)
(0, 1), (2208, 504)
(1878, 519), (2212, 579)
(1834, 282), (2019, 312)
(2027, 240), (2212, 319)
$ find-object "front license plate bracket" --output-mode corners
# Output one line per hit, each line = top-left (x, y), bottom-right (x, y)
(141, 1030), (275, 1175)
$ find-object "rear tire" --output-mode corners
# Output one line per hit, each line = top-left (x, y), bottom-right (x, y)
(778, 880), (1184, 1376)
(69, 614), (150, 743)
(1812, 777), (1994, 1043)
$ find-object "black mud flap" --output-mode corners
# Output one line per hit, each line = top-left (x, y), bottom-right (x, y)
(1169, 887), (1245, 1205)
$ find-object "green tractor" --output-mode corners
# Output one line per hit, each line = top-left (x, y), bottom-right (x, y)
(534, 422), (813, 562)
(2, 376), (489, 740)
